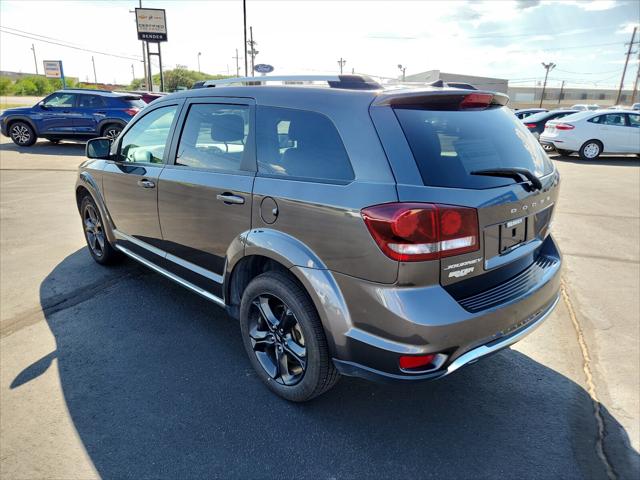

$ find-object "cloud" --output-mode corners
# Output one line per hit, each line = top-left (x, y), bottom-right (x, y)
(515, 0), (542, 9)
(554, 0), (619, 11)
(616, 22), (640, 35)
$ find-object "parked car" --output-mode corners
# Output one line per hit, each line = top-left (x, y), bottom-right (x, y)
(77, 75), (561, 401)
(540, 109), (640, 159)
(514, 108), (547, 119)
(522, 109), (579, 142)
(0, 89), (145, 146)
(118, 90), (167, 104)
(632, 103), (640, 111)
(570, 104), (600, 111)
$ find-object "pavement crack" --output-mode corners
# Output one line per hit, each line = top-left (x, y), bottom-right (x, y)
(561, 277), (617, 480)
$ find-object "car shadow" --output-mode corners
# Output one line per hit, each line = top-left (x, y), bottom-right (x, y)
(550, 153), (640, 167)
(0, 139), (85, 157)
(15, 248), (639, 479)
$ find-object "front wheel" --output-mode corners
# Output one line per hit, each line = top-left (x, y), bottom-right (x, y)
(80, 195), (120, 265)
(9, 121), (37, 146)
(579, 140), (603, 160)
(239, 271), (339, 402)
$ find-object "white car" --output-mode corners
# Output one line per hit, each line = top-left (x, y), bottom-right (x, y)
(540, 110), (640, 159)
(570, 104), (600, 111)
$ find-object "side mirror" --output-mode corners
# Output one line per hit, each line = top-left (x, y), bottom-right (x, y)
(86, 138), (112, 159)
(132, 149), (153, 163)
(38, 102), (49, 110)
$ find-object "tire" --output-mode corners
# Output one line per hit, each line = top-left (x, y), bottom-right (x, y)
(239, 271), (340, 402)
(579, 140), (603, 160)
(9, 121), (37, 146)
(556, 149), (571, 156)
(80, 195), (120, 265)
(101, 123), (123, 140)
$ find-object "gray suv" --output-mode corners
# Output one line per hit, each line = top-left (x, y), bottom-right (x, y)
(76, 75), (561, 402)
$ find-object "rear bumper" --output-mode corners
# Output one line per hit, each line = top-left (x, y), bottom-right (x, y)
(324, 234), (562, 382)
(333, 293), (559, 382)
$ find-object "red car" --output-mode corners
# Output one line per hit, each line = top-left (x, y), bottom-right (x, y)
(119, 91), (167, 104)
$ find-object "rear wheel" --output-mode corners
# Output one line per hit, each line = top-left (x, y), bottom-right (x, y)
(9, 121), (36, 146)
(101, 124), (123, 140)
(239, 271), (339, 402)
(579, 140), (603, 160)
(80, 195), (120, 265)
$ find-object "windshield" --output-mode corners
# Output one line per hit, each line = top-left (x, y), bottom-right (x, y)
(394, 106), (554, 189)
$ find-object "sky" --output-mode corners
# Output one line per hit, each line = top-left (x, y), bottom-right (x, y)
(0, 0), (638, 89)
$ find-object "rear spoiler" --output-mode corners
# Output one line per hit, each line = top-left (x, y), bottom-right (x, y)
(372, 89), (509, 109)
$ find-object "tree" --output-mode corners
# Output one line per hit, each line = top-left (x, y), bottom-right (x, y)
(128, 68), (231, 92)
(12, 78), (39, 96)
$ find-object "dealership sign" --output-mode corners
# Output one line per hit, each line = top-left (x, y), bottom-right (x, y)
(254, 64), (274, 74)
(42, 60), (63, 79)
(135, 8), (167, 42)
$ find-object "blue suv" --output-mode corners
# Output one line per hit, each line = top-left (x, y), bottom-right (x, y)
(0, 89), (146, 147)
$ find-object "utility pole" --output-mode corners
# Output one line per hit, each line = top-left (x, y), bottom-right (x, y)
(615, 26), (637, 104)
(92, 56), (98, 84)
(557, 80), (565, 105)
(631, 62), (640, 104)
(31, 44), (38, 75)
(243, 0), (248, 76)
(233, 48), (241, 76)
(338, 58), (346, 74)
(131, 64), (135, 83)
(539, 62), (556, 108)
(248, 26), (258, 74)
(197, 52), (202, 73)
(398, 64), (406, 81)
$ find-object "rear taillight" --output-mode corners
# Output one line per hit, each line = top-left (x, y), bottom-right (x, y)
(124, 107), (140, 116)
(459, 93), (493, 109)
(361, 203), (479, 262)
(555, 123), (574, 130)
(525, 123), (537, 129)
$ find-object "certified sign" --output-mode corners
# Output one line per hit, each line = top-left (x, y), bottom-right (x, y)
(42, 60), (63, 78)
(135, 8), (167, 42)
(254, 64), (274, 74)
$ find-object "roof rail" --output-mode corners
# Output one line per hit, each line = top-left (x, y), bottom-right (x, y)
(200, 75), (382, 90)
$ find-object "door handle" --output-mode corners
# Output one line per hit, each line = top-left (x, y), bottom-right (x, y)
(216, 193), (245, 205)
(137, 179), (156, 189)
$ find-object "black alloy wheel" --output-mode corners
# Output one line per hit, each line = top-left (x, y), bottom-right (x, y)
(248, 294), (307, 386)
(83, 202), (106, 259)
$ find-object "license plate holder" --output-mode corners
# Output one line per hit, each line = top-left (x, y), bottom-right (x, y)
(499, 217), (527, 254)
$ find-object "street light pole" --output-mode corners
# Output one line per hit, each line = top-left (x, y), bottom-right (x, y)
(398, 64), (406, 82)
(338, 58), (346, 74)
(539, 62), (556, 108)
(131, 64), (135, 83)
(92, 56), (98, 84)
(197, 52), (201, 73)
(233, 48), (241, 77)
(31, 44), (38, 75)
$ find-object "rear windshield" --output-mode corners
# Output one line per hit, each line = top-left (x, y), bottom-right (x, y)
(394, 106), (554, 189)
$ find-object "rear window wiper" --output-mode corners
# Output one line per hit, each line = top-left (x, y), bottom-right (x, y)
(470, 168), (543, 190)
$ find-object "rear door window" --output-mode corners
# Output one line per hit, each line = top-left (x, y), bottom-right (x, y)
(256, 106), (354, 183)
(78, 95), (106, 108)
(393, 106), (554, 189)
(627, 114), (640, 127)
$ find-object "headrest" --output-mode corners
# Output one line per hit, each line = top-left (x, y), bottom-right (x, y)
(210, 114), (245, 142)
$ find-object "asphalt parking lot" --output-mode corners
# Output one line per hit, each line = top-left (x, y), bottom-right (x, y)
(0, 135), (638, 479)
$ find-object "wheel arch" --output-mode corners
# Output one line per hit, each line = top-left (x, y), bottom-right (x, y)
(6, 116), (39, 135)
(75, 171), (117, 244)
(97, 119), (127, 136)
(224, 229), (351, 356)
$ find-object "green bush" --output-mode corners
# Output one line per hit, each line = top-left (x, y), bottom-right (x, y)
(0, 77), (12, 95)
(12, 78), (39, 96)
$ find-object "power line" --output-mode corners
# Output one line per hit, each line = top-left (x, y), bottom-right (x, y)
(0, 27), (142, 61)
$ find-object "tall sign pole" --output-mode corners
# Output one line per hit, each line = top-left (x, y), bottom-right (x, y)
(136, 7), (168, 91)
